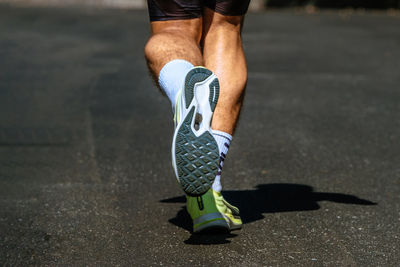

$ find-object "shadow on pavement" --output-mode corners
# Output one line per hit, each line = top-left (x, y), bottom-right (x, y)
(161, 183), (377, 244)
(184, 232), (239, 245)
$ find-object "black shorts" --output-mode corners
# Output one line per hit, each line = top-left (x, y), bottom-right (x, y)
(147, 0), (251, 21)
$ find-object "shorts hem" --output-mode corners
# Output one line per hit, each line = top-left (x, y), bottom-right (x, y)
(150, 14), (202, 22)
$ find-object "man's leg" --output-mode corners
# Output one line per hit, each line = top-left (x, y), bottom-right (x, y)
(144, 1), (247, 233)
(145, 17), (222, 196)
(145, 19), (204, 110)
(145, 19), (203, 81)
(201, 9), (248, 192)
(202, 9), (248, 135)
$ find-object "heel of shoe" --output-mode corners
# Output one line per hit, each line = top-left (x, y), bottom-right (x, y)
(193, 212), (229, 233)
(184, 67), (213, 109)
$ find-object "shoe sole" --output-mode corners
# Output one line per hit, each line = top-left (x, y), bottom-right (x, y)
(192, 213), (242, 233)
(172, 67), (220, 196)
(193, 213), (242, 233)
(193, 212), (229, 233)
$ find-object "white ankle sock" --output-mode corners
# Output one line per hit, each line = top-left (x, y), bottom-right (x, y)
(158, 59), (194, 111)
(211, 130), (232, 192)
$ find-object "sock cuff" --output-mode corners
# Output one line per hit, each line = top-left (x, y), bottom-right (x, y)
(212, 130), (232, 157)
(158, 59), (194, 111)
(158, 59), (194, 87)
(211, 129), (232, 142)
(211, 130), (231, 193)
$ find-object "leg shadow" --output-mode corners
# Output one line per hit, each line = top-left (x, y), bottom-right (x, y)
(184, 232), (238, 245)
(161, 183), (377, 231)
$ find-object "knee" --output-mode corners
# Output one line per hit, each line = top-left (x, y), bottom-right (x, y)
(215, 15), (243, 28)
(201, 17), (243, 48)
(205, 13), (244, 34)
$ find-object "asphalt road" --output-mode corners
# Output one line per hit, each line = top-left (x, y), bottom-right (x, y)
(0, 5), (399, 266)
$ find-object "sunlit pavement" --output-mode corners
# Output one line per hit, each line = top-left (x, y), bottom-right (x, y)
(0, 5), (399, 265)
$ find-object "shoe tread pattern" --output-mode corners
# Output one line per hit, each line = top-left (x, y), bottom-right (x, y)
(175, 107), (219, 196)
(208, 78), (219, 112)
(184, 68), (213, 109)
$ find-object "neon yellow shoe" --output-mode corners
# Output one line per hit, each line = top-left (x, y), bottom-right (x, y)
(186, 189), (242, 233)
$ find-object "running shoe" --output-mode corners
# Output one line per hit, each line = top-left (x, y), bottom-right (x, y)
(186, 189), (242, 233)
(172, 67), (220, 196)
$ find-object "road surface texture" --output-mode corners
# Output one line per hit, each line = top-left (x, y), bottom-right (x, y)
(0, 5), (399, 266)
